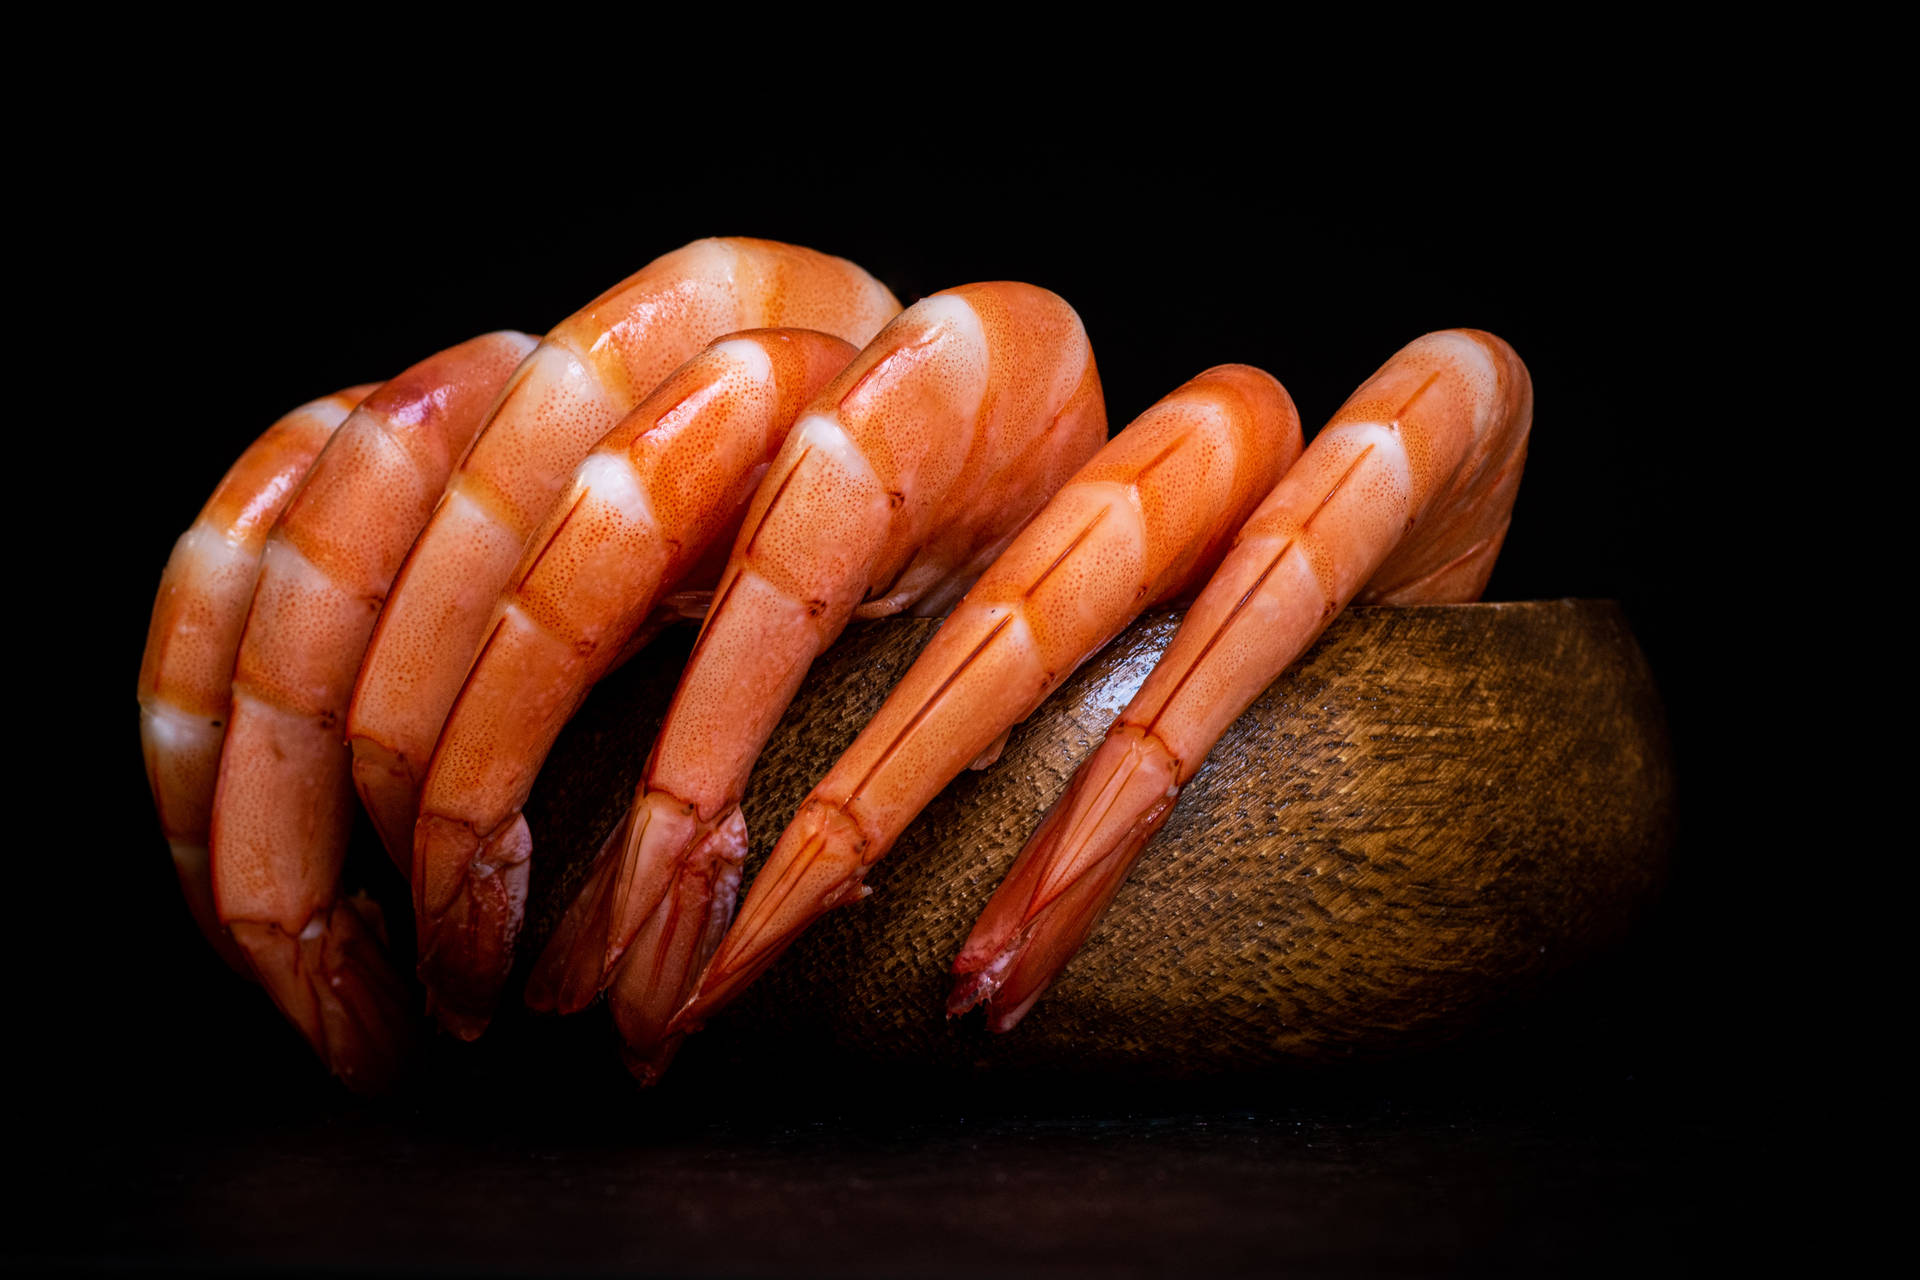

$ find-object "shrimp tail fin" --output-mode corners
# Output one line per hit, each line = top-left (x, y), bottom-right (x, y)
(414, 812), (531, 1039)
(663, 798), (871, 1045)
(606, 797), (748, 980)
(608, 832), (747, 1085)
(948, 726), (1180, 1033)
(529, 799), (749, 1027)
(229, 894), (413, 1094)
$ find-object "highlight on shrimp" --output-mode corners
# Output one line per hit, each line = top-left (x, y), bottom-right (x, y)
(410, 328), (859, 1037)
(658, 364), (1306, 1065)
(526, 282), (1108, 1080)
(210, 330), (537, 1091)
(138, 386), (374, 974)
(347, 239), (899, 872)
(948, 329), (1533, 1032)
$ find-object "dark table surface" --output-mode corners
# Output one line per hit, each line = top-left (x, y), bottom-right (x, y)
(18, 899), (1736, 1277)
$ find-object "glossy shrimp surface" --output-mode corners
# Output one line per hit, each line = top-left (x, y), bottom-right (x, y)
(948, 329), (1534, 1031)
(529, 283), (1107, 1078)
(661, 365), (1304, 1058)
(412, 329), (858, 1036)
(211, 330), (537, 1091)
(138, 386), (372, 973)
(347, 240), (899, 867)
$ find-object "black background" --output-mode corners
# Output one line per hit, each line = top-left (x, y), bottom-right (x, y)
(28, 108), (1758, 1274)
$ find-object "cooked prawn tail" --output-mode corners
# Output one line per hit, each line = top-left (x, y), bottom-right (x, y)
(669, 797), (872, 1036)
(608, 824), (748, 1081)
(948, 724), (1181, 1030)
(530, 764), (754, 1021)
(414, 812), (531, 1039)
(229, 894), (413, 1094)
(607, 797), (749, 976)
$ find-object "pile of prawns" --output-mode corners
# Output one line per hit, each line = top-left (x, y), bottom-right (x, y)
(138, 237), (1533, 1092)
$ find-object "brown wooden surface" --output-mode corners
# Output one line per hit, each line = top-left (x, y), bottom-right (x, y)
(523, 600), (1672, 1071)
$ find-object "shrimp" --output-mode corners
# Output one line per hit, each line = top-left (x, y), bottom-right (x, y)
(346, 239), (899, 867)
(658, 365), (1306, 1065)
(210, 330), (537, 1091)
(412, 329), (858, 1037)
(527, 282), (1107, 1078)
(138, 386), (374, 973)
(947, 329), (1533, 1031)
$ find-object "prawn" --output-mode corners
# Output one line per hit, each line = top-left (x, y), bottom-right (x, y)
(411, 329), (858, 1036)
(346, 239), (898, 867)
(526, 282), (1107, 1080)
(948, 329), (1533, 1031)
(138, 386), (374, 973)
(210, 330), (537, 1090)
(660, 364), (1305, 1067)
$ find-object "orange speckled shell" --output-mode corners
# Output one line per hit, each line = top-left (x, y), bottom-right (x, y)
(137, 385), (371, 970)
(207, 329), (535, 1090)
(678, 364), (1300, 1030)
(952, 330), (1535, 1031)
(409, 330), (858, 1029)
(347, 239), (899, 868)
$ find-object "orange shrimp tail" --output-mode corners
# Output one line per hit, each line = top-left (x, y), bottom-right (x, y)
(608, 832), (747, 1085)
(414, 813), (531, 1039)
(610, 799), (748, 974)
(532, 793), (750, 1018)
(667, 797), (872, 1041)
(229, 894), (412, 1094)
(948, 725), (1181, 1032)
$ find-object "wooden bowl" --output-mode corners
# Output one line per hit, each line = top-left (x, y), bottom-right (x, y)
(523, 600), (1672, 1072)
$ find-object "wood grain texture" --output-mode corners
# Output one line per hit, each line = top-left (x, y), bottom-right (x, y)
(523, 600), (1672, 1071)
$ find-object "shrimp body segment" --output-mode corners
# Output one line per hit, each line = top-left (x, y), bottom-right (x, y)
(210, 330), (538, 1091)
(667, 364), (1305, 1048)
(529, 282), (1107, 1075)
(412, 329), (859, 1037)
(138, 386), (373, 972)
(347, 240), (900, 866)
(948, 329), (1534, 1031)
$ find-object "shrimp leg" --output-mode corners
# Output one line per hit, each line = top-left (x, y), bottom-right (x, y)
(529, 283), (1107, 1081)
(660, 365), (1304, 1059)
(412, 329), (857, 1036)
(138, 386), (374, 973)
(211, 330), (537, 1090)
(347, 240), (898, 866)
(949, 329), (1534, 1031)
